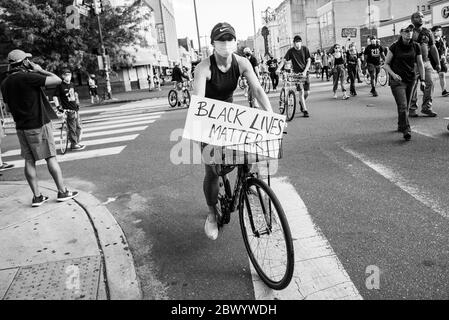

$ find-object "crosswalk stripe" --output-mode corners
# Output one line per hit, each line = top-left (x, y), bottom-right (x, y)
(5, 146), (126, 169)
(52, 126), (148, 142)
(73, 119), (155, 133)
(79, 101), (167, 115)
(2, 135), (139, 159)
(82, 111), (164, 122)
(251, 177), (362, 300)
(82, 114), (161, 125)
(341, 146), (449, 220)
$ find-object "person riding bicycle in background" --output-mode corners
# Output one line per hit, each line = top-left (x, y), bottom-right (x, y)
(172, 62), (190, 107)
(193, 22), (274, 240)
(364, 36), (386, 97)
(277, 35), (311, 118)
(242, 47), (260, 99)
(52, 69), (85, 151)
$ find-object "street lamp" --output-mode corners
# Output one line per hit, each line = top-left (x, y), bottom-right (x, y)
(251, 0), (257, 54)
(193, 0), (202, 60)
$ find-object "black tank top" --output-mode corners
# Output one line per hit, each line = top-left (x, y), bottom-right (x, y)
(205, 54), (240, 103)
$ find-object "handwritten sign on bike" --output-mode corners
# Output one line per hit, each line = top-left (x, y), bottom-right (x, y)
(183, 95), (286, 146)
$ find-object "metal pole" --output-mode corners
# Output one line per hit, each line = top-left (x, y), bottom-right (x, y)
(96, 14), (112, 99)
(251, 0), (257, 54)
(368, 0), (372, 37)
(193, 0), (202, 59)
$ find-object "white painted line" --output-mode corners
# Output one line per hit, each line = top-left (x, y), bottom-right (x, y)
(250, 177), (362, 300)
(341, 146), (449, 219)
(77, 120), (155, 133)
(79, 101), (166, 115)
(82, 114), (161, 125)
(83, 111), (164, 122)
(52, 126), (148, 142)
(410, 126), (437, 139)
(6, 146), (126, 168)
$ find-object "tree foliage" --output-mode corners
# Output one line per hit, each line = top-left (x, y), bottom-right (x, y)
(0, 0), (149, 76)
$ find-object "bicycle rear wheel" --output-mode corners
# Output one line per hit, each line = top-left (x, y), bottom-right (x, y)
(286, 90), (296, 122)
(59, 122), (69, 155)
(239, 177), (294, 290)
(263, 76), (271, 94)
(279, 88), (286, 114)
(168, 90), (178, 108)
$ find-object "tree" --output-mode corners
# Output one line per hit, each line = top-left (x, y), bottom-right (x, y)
(0, 0), (149, 76)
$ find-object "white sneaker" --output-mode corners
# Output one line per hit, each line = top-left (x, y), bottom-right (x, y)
(333, 92), (338, 99)
(204, 216), (219, 241)
(342, 92), (349, 100)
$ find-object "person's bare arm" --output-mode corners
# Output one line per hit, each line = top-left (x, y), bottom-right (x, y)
(29, 61), (62, 86)
(192, 59), (210, 97)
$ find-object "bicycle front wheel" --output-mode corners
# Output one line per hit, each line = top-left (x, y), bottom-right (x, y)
(183, 89), (191, 107)
(239, 177), (294, 290)
(378, 68), (387, 86)
(59, 122), (69, 155)
(168, 90), (178, 108)
(279, 88), (286, 114)
(286, 90), (296, 122)
(263, 76), (271, 94)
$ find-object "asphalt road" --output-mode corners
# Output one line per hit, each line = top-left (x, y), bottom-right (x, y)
(2, 76), (449, 300)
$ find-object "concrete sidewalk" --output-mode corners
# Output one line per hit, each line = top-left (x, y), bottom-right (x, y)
(0, 181), (141, 300)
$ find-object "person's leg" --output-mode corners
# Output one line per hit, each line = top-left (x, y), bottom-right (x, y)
(24, 159), (40, 197)
(203, 164), (220, 239)
(274, 73), (279, 90)
(409, 77), (419, 115)
(75, 112), (82, 143)
(66, 112), (78, 147)
(348, 66), (356, 94)
(368, 64), (375, 92)
(332, 67), (339, 95)
(46, 156), (65, 193)
(339, 66), (347, 93)
(390, 80), (408, 132)
(421, 62), (435, 112)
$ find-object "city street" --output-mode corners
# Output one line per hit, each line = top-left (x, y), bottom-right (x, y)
(1, 76), (449, 300)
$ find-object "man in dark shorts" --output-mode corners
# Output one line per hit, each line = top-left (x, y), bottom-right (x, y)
(431, 25), (449, 96)
(1, 49), (79, 207)
(277, 35), (311, 117)
(267, 54), (279, 91)
(53, 69), (85, 151)
(364, 36), (385, 97)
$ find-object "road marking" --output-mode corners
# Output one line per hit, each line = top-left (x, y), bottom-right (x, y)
(82, 114), (161, 125)
(82, 111), (164, 122)
(410, 126), (438, 139)
(77, 120), (155, 133)
(5, 146), (126, 169)
(79, 100), (166, 115)
(341, 146), (449, 219)
(52, 126), (148, 142)
(250, 177), (362, 300)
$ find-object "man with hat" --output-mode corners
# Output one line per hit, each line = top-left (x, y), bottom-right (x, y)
(409, 11), (440, 117)
(0, 49), (79, 207)
(277, 35), (311, 117)
(364, 35), (386, 97)
(52, 69), (85, 151)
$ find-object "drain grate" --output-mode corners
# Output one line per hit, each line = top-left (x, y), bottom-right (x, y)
(4, 256), (101, 300)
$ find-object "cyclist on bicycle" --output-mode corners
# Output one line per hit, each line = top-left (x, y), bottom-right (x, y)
(242, 47), (260, 99)
(193, 22), (274, 240)
(172, 62), (190, 107)
(53, 69), (85, 151)
(277, 35), (311, 117)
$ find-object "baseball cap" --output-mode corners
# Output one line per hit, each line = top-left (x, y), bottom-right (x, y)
(62, 68), (72, 74)
(293, 35), (302, 42)
(400, 24), (415, 32)
(210, 22), (236, 42)
(243, 47), (252, 54)
(7, 49), (32, 64)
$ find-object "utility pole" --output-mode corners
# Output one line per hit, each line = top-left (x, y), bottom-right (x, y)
(251, 0), (257, 55)
(193, 0), (202, 60)
(368, 0), (372, 37)
(93, 0), (112, 99)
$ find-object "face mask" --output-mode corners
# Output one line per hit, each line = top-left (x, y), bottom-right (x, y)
(214, 40), (237, 58)
(63, 75), (72, 83)
(294, 42), (302, 49)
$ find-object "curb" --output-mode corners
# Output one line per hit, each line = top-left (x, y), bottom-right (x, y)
(37, 182), (142, 300)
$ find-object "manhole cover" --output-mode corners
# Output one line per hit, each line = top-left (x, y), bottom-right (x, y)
(4, 256), (102, 300)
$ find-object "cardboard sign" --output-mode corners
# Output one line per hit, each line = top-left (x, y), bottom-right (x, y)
(183, 95), (286, 147)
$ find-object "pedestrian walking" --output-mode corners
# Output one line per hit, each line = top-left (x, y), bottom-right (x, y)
(431, 25), (449, 96)
(267, 54), (279, 91)
(0, 92), (15, 175)
(346, 44), (361, 96)
(384, 24), (426, 141)
(364, 36), (386, 97)
(321, 51), (330, 81)
(410, 11), (440, 117)
(0, 49), (78, 207)
(153, 69), (161, 91)
(330, 44), (349, 100)
(88, 74), (99, 104)
(277, 35), (312, 117)
(52, 69), (85, 151)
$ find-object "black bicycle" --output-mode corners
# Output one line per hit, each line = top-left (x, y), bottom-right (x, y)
(206, 138), (294, 290)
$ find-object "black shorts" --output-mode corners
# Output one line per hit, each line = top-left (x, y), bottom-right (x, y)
(440, 60), (448, 73)
(89, 87), (98, 96)
(296, 75), (310, 92)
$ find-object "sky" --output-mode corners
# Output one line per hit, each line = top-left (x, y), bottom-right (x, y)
(172, 0), (283, 50)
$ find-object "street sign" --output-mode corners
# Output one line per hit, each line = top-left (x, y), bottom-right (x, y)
(65, 5), (80, 30)
(341, 28), (357, 38)
(77, 5), (90, 17)
(97, 55), (104, 70)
